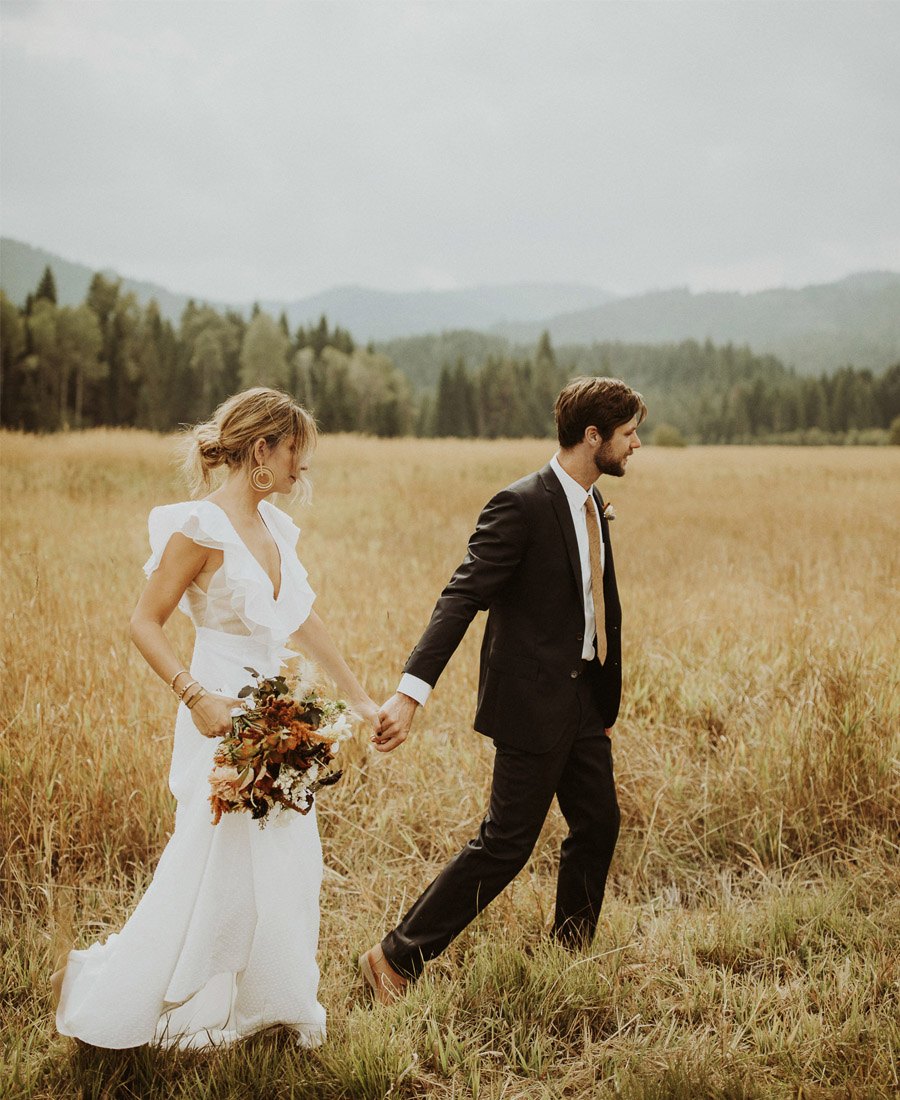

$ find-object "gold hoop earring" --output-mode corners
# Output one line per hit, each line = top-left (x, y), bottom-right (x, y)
(250, 464), (275, 491)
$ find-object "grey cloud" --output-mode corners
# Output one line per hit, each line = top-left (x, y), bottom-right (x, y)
(1, 1), (897, 301)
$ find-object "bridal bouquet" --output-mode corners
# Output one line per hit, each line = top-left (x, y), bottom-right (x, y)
(208, 662), (354, 827)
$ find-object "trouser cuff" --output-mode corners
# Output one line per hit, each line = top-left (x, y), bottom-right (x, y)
(380, 934), (424, 981)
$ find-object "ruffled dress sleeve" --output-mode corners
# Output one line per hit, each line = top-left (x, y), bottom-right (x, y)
(142, 500), (315, 639)
(143, 502), (232, 580)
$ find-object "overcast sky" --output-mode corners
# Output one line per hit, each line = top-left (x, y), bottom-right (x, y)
(1, 1), (898, 302)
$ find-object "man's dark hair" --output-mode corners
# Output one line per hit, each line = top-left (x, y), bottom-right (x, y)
(554, 376), (647, 447)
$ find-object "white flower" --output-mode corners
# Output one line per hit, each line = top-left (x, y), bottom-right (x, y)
(602, 502), (616, 521)
(320, 713), (352, 741)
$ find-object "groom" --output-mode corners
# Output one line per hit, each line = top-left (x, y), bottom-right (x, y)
(360, 376), (646, 1002)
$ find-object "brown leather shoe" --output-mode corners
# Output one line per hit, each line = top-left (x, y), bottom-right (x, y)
(358, 944), (408, 1004)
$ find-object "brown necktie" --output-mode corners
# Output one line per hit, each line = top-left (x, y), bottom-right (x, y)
(584, 498), (606, 664)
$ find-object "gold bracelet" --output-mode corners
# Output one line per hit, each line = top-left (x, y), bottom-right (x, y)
(169, 668), (190, 692)
(182, 683), (203, 707)
(178, 679), (200, 701)
(185, 687), (208, 710)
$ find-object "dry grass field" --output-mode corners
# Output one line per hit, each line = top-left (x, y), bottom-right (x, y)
(2, 430), (898, 1099)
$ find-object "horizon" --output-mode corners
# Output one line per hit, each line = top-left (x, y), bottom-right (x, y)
(4, 234), (898, 311)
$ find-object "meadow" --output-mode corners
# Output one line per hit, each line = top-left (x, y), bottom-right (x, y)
(1, 431), (898, 1099)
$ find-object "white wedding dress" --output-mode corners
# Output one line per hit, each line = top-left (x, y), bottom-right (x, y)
(56, 499), (327, 1050)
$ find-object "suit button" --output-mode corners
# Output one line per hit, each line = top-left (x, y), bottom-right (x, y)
(576, 633), (584, 642)
(570, 669), (580, 678)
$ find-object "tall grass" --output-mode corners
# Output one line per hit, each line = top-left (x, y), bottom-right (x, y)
(2, 431), (898, 1098)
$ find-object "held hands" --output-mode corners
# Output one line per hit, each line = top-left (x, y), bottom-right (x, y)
(192, 693), (387, 742)
(350, 697), (383, 737)
(189, 693), (244, 739)
(372, 692), (419, 753)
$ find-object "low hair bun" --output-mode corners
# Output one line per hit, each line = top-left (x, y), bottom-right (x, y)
(179, 387), (317, 498)
(198, 438), (224, 461)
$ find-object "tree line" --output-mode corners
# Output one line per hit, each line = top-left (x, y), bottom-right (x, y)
(2, 265), (898, 443)
(0, 267), (413, 436)
(422, 334), (900, 443)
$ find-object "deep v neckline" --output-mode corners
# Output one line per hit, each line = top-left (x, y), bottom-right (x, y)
(203, 500), (284, 602)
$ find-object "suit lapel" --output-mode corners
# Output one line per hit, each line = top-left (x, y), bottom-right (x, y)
(539, 464), (583, 592)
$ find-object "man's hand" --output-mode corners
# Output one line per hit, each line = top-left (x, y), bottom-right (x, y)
(373, 692), (419, 753)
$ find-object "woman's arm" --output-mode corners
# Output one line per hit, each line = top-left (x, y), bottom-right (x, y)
(129, 532), (238, 738)
(289, 610), (380, 730)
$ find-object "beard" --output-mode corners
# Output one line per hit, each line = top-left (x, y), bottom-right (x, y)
(593, 440), (627, 477)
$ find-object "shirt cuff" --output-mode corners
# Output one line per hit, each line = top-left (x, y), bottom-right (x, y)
(397, 673), (431, 707)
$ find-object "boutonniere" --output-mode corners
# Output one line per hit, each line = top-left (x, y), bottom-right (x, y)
(601, 502), (616, 522)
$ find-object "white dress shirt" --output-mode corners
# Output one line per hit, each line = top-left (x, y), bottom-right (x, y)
(549, 453), (604, 662)
(398, 455), (604, 706)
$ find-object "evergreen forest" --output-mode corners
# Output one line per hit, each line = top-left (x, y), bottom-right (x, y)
(2, 266), (898, 444)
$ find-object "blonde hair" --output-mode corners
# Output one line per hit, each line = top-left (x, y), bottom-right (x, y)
(182, 387), (318, 500)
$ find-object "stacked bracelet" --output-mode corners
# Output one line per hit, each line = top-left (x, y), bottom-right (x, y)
(184, 686), (208, 709)
(177, 679), (200, 701)
(182, 683), (202, 706)
(169, 668), (190, 692)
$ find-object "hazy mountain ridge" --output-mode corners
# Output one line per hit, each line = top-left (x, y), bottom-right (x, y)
(0, 238), (213, 324)
(495, 274), (900, 375)
(263, 282), (614, 340)
(0, 238), (611, 339)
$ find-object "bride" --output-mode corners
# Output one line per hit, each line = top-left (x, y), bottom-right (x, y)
(54, 387), (380, 1050)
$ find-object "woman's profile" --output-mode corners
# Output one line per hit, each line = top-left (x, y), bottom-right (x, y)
(54, 387), (380, 1050)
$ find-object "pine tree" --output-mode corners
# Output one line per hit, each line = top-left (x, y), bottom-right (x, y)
(531, 330), (560, 436)
(0, 292), (26, 425)
(453, 359), (477, 436)
(35, 265), (58, 305)
(311, 314), (329, 359)
(25, 298), (61, 430)
(434, 364), (457, 436)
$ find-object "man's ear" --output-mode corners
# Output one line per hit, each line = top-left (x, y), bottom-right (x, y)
(584, 426), (601, 447)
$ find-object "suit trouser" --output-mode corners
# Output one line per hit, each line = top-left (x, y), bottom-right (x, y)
(381, 671), (620, 980)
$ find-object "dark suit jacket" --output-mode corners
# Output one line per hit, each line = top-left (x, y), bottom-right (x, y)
(404, 463), (622, 752)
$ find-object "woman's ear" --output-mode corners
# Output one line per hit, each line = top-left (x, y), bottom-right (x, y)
(252, 437), (269, 465)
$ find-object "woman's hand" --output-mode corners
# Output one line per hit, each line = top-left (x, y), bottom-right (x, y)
(350, 697), (382, 736)
(188, 693), (244, 739)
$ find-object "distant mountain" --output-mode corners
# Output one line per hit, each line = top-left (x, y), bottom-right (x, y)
(496, 273), (900, 375)
(262, 282), (614, 341)
(0, 237), (612, 340)
(0, 237), (206, 322)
